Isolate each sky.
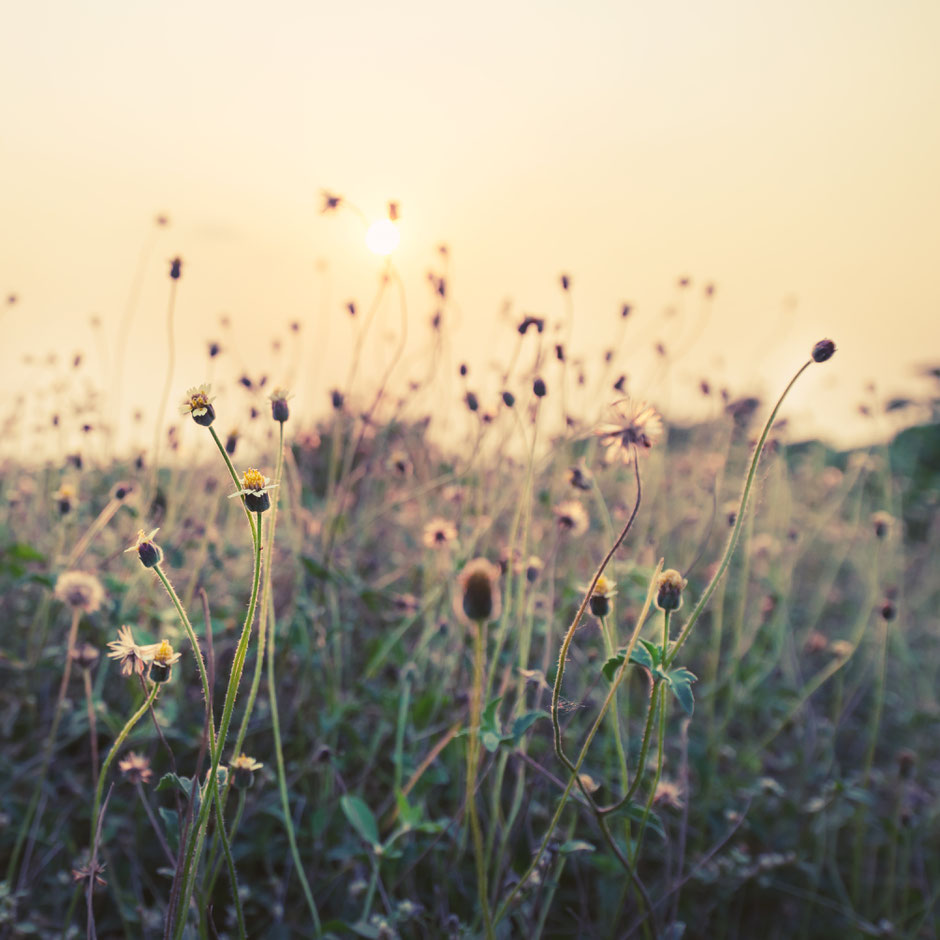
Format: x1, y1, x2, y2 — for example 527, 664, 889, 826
2, 0, 939, 461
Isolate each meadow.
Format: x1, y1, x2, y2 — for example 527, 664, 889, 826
1, 266, 938, 940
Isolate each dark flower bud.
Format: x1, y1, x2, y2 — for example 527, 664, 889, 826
656, 569, 687, 612
465, 391, 479, 412
533, 377, 547, 398
169, 257, 182, 280
126, 529, 163, 569
331, 389, 345, 410
270, 389, 290, 423
502, 391, 515, 408
150, 661, 172, 683
225, 431, 238, 455
812, 339, 836, 363
459, 363, 468, 377
456, 558, 502, 624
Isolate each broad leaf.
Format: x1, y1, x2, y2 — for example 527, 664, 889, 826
341, 795, 380, 849
666, 667, 698, 716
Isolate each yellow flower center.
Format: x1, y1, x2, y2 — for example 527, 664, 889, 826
153, 639, 174, 663
594, 575, 612, 595
242, 468, 265, 490
189, 391, 209, 411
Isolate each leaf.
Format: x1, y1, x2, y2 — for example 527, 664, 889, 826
480, 696, 503, 752
157, 807, 180, 855
394, 789, 423, 829
666, 666, 698, 716
341, 795, 379, 849
559, 839, 596, 855
603, 638, 661, 682
156, 772, 196, 801
510, 710, 550, 745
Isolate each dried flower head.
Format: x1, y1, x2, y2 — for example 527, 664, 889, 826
653, 778, 685, 811
228, 467, 278, 513
125, 528, 162, 568
107, 625, 149, 677
455, 558, 502, 624
423, 517, 458, 549
119, 751, 153, 785
269, 387, 292, 423
72, 858, 107, 888
54, 571, 105, 613
180, 384, 215, 426
553, 499, 589, 537
656, 568, 687, 612
230, 753, 264, 789
595, 399, 663, 464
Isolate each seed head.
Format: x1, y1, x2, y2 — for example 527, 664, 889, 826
595, 400, 663, 465
54, 571, 105, 613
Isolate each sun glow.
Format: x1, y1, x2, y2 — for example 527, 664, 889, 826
365, 218, 400, 255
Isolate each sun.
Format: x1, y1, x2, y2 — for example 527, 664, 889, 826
365, 218, 400, 256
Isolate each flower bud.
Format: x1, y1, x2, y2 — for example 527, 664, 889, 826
656, 569, 687, 612
456, 558, 502, 624
812, 339, 836, 363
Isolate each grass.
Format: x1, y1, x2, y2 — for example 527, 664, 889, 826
1, 262, 939, 939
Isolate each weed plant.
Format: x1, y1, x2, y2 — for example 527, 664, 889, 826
1, 249, 939, 940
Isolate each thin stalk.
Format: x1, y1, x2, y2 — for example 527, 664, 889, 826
466, 621, 494, 938
666, 358, 814, 668
90, 683, 159, 852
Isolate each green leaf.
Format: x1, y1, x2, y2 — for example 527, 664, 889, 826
559, 839, 596, 855
157, 807, 180, 854
394, 789, 423, 829
480, 696, 503, 752
602, 651, 626, 682
510, 710, 550, 745
666, 666, 698, 716
156, 772, 196, 801
341, 795, 380, 848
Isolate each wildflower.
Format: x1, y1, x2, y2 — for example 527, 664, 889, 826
803, 630, 829, 654
567, 459, 593, 491
146, 639, 181, 683
53, 483, 76, 515
653, 778, 685, 811
54, 571, 105, 613
320, 189, 343, 212
533, 377, 547, 398
169, 257, 182, 280
465, 391, 479, 412
423, 517, 458, 549
880, 600, 896, 621
331, 388, 345, 410
525, 556, 543, 583
502, 390, 515, 408
871, 511, 893, 539
455, 558, 502, 624
225, 429, 239, 455
230, 753, 263, 789
812, 338, 836, 363
180, 384, 215, 427
656, 569, 687, 612
553, 499, 589, 537
125, 528, 162, 569
594, 399, 663, 464
269, 387, 291, 423
583, 574, 617, 618
107, 625, 149, 677
228, 468, 278, 513
72, 859, 107, 888
119, 751, 153, 785
386, 450, 411, 476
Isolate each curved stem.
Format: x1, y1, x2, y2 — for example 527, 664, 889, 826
208, 425, 257, 542
90, 683, 159, 851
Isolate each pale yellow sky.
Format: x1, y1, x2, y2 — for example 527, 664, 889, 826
2, 0, 939, 459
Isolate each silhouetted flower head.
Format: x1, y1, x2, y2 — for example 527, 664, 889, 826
812, 339, 836, 363
456, 558, 502, 624
125, 528, 162, 568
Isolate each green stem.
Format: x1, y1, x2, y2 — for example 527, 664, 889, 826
90, 683, 159, 850
208, 425, 257, 542
666, 358, 813, 668
467, 621, 494, 938
171, 518, 263, 940
268, 590, 323, 934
